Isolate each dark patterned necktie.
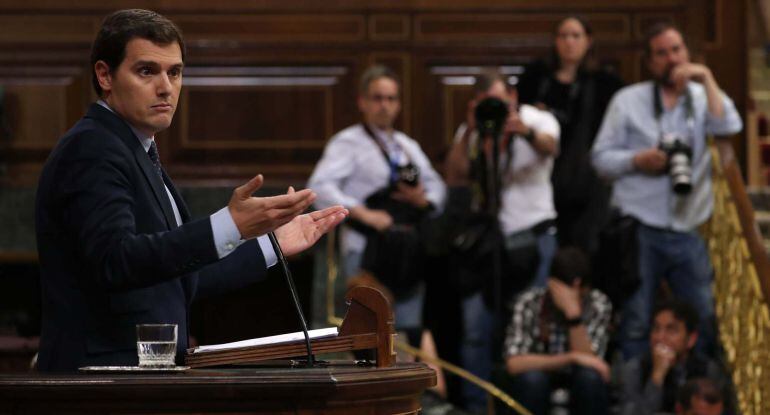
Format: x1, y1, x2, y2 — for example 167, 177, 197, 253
147, 141, 163, 180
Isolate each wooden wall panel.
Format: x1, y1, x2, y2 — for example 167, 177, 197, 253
0, 0, 747, 187
172, 14, 366, 43
158, 64, 357, 183
369, 14, 411, 41
415, 13, 631, 43
633, 13, 686, 39
0, 15, 99, 45
0, 66, 90, 164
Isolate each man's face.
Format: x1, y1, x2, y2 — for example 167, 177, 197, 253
650, 310, 697, 359
358, 77, 400, 131
647, 28, 690, 87
484, 79, 508, 101
96, 37, 183, 137
684, 395, 724, 415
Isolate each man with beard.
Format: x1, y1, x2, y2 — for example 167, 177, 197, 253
591, 22, 742, 360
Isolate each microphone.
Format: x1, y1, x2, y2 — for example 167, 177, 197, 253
267, 231, 315, 367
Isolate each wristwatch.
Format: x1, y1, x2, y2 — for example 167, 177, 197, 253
565, 315, 583, 327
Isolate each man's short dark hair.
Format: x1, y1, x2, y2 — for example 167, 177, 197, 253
653, 299, 700, 333
677, 378, 725, 411
359, 64, 400, 96
91, 9, 186, 97
473, 69, 508, 95
550, 247, 591, 286
642, 21, 683, 58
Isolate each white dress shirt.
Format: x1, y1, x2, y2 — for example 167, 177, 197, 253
454, 104, 561, 235
308, 123, 446, 254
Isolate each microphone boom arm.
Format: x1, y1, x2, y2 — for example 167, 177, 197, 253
267, 231, 315, 367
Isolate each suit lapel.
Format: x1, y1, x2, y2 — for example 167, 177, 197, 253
85, 104, 178, 230
162, 171, 197, 302
162, 166, 198, 302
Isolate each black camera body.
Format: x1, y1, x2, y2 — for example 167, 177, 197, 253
659, 133, 693, 195
475, 97, 509, 138
396, 163, 420, 187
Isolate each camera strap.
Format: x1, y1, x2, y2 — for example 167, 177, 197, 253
361, 123, 413, 184
653, 82, 695, 142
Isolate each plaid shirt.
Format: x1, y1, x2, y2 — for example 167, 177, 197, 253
504, 287, 612, 357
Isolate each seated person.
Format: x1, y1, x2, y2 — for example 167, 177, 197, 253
620, 300, 727, 415
501, 247, 612, 415
676, 378, 725, 415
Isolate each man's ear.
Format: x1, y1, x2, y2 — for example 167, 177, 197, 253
686, 331, 698, 350
94, 61, 113, 95
357, 95, 365, 113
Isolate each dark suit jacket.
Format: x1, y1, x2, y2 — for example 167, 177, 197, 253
35, 104, 268, 372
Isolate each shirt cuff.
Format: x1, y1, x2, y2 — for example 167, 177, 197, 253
210, 207, 278, 268
257, 235, 278, 268
210, 207, 245, 259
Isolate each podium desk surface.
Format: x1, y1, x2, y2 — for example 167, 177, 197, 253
0, 362, 436, 415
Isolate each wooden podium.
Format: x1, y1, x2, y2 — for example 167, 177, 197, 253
186, 286, 397, 368
0, 362, 436, 414
0, 287, 436, 414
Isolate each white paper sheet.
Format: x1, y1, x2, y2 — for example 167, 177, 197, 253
191, 327, 338, 354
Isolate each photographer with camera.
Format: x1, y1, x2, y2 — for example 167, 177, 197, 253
308, 65, 446, 348
591, 22, 742, 360
444, 70, 559, 413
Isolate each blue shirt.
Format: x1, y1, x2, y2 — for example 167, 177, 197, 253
591, 81, 742, 230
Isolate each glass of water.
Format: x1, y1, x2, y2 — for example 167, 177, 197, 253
136, 324, 177, 367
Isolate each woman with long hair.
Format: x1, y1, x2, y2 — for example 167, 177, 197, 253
518, 16, 624, 255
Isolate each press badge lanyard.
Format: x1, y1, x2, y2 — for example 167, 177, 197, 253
653, 83, 696, 142
361, 123, 411, 184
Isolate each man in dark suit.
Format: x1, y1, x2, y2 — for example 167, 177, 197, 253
35, 9, 347, 372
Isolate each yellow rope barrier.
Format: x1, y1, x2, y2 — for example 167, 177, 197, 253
396, 339, 533, 415
324, 228, 532, 415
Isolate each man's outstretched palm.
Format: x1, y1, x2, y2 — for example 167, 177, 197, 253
275, 204, 348, 257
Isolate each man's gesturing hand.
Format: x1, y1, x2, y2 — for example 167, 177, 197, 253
275, 189, 348, 256
228, 174, 317, 240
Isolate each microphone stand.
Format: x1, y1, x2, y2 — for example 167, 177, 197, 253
268, 231, 315, 367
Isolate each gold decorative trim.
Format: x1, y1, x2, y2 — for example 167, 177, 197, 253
701, 142, 770, 415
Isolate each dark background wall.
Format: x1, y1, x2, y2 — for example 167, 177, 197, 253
0, 0, 747, 189
0, 0, 747, 364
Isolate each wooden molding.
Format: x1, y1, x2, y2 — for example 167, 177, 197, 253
369, 14, 411, 41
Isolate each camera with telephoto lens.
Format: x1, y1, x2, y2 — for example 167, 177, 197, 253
396, 163, 420, 187
658, 133, 693, 195
475, 97, 509, 138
